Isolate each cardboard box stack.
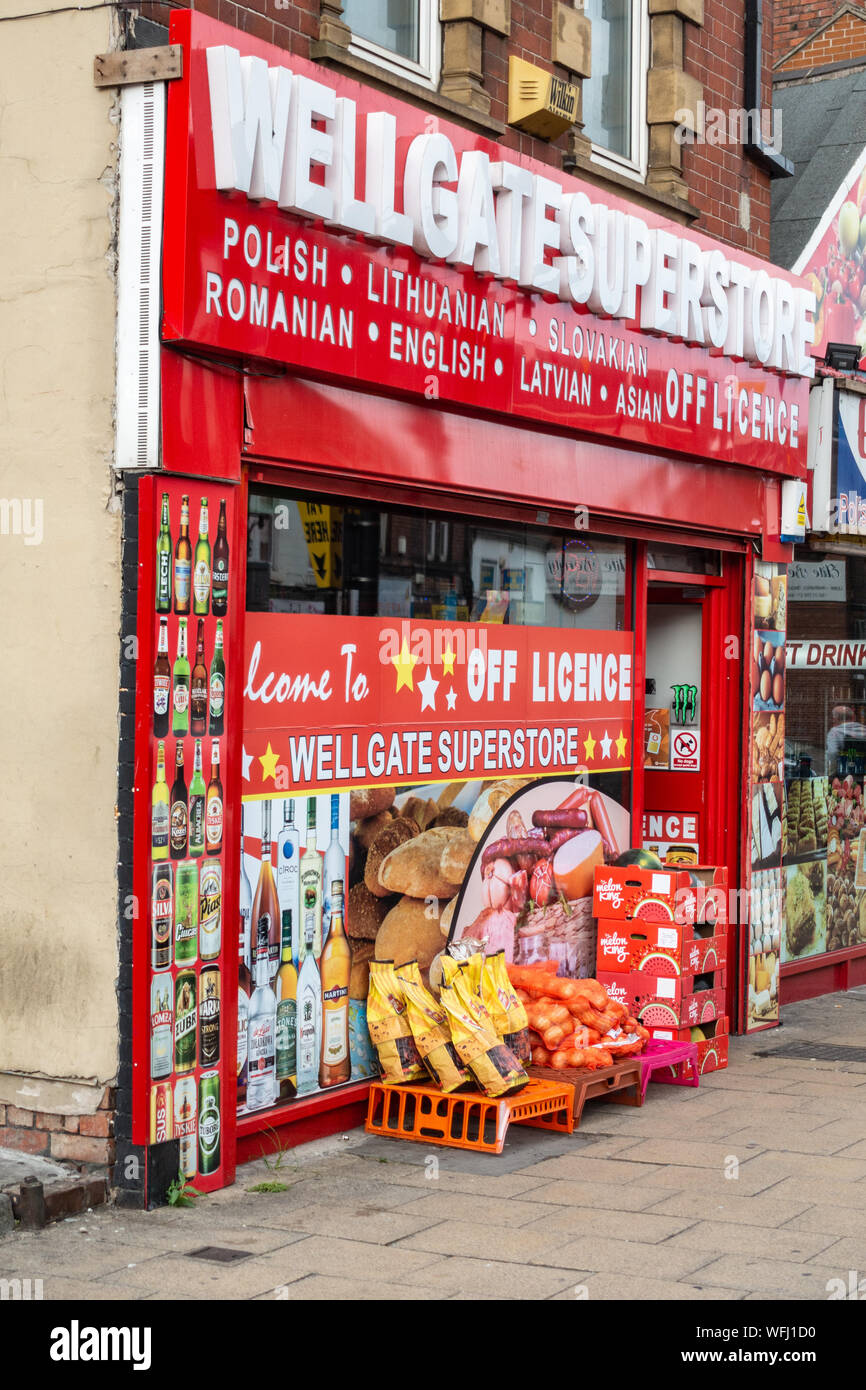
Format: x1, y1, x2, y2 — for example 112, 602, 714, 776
593, 864, 730, 1078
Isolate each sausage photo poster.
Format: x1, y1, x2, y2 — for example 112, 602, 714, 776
447, 779, 631, 977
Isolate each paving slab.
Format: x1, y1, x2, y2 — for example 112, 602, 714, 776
352, 1126, 590, 1174
521, 1204, 693, 1244
402, 1254, 585, 1300
806, 1234, 866, 1270
391, 1191, 562, 1229
732, 1151, 866, 1182
680, 1254, 849, 1297
721, 1123, 866, 1156
530, 1234, 716, 1280
257, 1203, 443, 1244
523, 1179, 675, 1212
251, 1274, 432, 1300
645, 1190, 813, 1227
782, 1203, 866, 1237
607, 1138, 767, 1170
40, 1275, 158, 1301
394, 1218, 577, 1265
660, 1218, 840, 1262
551, 1273, 745, 1301
510, 1155, 662, 1184
639, 1162, 788, 1197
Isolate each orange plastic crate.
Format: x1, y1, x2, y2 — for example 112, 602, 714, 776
365, 1077, 575, 1154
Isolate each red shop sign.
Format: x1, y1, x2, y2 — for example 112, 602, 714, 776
242, 615, 633, 796
164, 12, 813, 477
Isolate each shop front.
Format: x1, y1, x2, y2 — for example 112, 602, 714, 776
129, 10, 816, 1197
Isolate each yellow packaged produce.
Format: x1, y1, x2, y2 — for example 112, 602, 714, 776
397, 965, 471, 1093
451, 960, 497, 1035
489, 951, 531, 1062
465, 951, 485, 999
441, 954, 462, 987
480, 953, 509, 1037
366, 960, 425, 1085
395, 960, 424, 989
439, 982, 528, 1098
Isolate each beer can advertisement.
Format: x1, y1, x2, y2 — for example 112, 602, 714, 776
238, 613, 633, 1117
142, 479, 236, 1188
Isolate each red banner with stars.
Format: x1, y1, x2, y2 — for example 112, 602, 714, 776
242, 614, 633, 796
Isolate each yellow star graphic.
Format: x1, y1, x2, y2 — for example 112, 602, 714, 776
615, 729, 628, 759
392, 638, 418, 692
441, 646, 456, 676
259, 742, 280, 782
583, 731, 597, 760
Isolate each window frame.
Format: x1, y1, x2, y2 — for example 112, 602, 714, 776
343, 0, 441, 92
584, 0, 650, 183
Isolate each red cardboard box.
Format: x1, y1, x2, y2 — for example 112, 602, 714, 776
592, 865, 728, 929
647, 1017, 729, 1081
597, 968, 727, 1028
596, 920, 727, 976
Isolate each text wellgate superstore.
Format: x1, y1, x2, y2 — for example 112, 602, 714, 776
122, 9, 817, 1196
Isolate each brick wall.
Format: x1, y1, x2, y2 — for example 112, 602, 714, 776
779, 12, 866, 70
129, 0, 773, 256
774, 0, 853, 67
682, 2, 773, 259
0, 1089, 116, 1168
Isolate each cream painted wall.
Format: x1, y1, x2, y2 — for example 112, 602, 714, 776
0, 8, 121, 1084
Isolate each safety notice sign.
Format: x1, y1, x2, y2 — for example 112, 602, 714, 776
671, 728, 701, 771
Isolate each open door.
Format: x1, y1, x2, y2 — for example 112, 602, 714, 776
636, 543, 745, 1025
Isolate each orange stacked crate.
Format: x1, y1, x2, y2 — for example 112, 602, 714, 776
592, 864, 729, 1077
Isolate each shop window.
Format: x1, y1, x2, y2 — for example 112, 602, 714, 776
246, 491, 627, 632
647, 545, 721, 576
581, 0, 648, 179
782, 549, 866, 962
340, 0, 441, 90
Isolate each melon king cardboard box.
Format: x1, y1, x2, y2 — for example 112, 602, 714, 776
594, 863, 728, 973
648, 1017, 730, 1079
592, 864, 729, 932
597, 968, 727, 1029
596, 922, 727, 976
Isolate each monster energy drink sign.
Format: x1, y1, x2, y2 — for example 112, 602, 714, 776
671, 684, 698, 724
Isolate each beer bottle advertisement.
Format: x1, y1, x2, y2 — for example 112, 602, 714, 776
199, 964, 221, 1068
190, 618, 209, 735
170, 741, 188, 861
154, 617, 171, 737
193, 497, 211, 616
142, 481, 236, 1191
151, 864, 173, 970
174, 494, 192, 616
156, 492, 172, 614
212, 499, 229, 616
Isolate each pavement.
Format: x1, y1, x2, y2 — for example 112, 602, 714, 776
2, 987, 866, 1301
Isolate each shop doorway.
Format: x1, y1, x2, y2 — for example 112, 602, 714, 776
636, 543, 745, 1020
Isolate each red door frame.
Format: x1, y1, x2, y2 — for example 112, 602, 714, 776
639, 552, 746, 1028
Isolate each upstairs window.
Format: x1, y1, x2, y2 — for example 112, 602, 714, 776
340, 0, 441, 90
581, 0, 648, 178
